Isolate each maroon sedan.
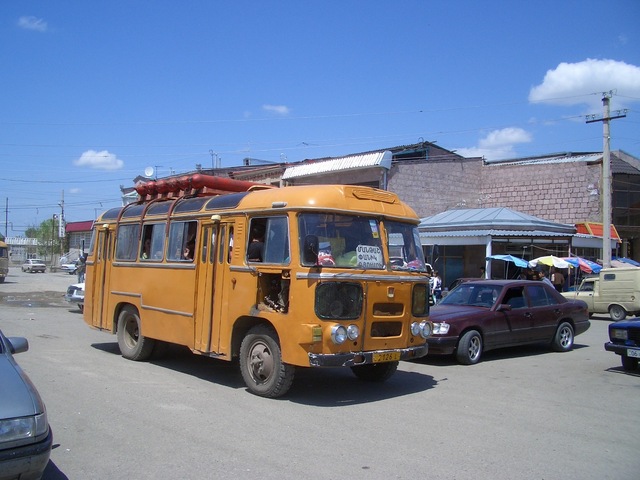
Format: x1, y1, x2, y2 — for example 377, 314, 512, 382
428, 280, 590, 364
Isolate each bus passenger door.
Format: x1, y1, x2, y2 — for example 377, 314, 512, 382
89, 227, 113, 330
194, 224, 217, 352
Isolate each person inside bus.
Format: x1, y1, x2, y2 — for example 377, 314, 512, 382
247, 228, 265, 262
141, 238, 151, 259
183, 239, 195, 261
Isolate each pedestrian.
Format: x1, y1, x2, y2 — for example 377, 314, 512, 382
76, 255, 86, 283
432, 270, 442, 301
539, 270, 554, 288
550, 267, 565, 292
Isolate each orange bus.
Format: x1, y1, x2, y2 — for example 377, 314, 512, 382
84, 175, 433, 397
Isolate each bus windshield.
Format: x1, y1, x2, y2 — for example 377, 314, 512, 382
298, 213, 426, 271
385, 220, 428, 272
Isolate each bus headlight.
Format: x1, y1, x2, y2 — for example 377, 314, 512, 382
331, 325, 348, 344
411, 322, 421, 336
346, 324, 359, 341
331, 324, 359, 344
411, 321, 433, 338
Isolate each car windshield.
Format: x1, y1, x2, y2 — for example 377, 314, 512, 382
298, 213, 427, 271
439, 283, 502, 307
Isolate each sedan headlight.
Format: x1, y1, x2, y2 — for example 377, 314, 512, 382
0, 412, 48, 445
611, 328, 628, 340
433, 322, 450, 335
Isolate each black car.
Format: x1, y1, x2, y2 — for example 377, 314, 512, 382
428, 280, 590, 364
604, 319, 640, 371
0, 330, 52, 479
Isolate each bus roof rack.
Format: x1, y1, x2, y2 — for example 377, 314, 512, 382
134, 174, 273, 202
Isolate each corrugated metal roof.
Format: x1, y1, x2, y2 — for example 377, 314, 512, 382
419, 207, 576, 234
485, 152, 602, 167
282, 150, 392, 180
484, 150, 640, 175
420, 229, 572, 239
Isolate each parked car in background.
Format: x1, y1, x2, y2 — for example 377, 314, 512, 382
604, 319, 640, 371
65, 282, 85, 312
60, 261, 78, 275
562, 267, 640, 320
428, 280, 590, 364
21, 259, 46, 273
0, 330, 52, 479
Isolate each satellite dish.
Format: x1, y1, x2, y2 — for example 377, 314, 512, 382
144, 166, 154, 178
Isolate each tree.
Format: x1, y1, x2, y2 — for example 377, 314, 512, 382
26, 218, 63, 260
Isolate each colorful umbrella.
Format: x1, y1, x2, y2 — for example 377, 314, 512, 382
529, 255, 571, 269
562, 256, 602, 274
486, 254, 530, 279
612, 257, 640, 267
486, 254, 530, 268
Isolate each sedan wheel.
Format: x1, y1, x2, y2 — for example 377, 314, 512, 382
456, 330, 482, 365
551, 322, 574, 352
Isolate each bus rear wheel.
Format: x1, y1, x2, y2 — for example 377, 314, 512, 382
239, 325, 294, 398
117, 306, 155, 361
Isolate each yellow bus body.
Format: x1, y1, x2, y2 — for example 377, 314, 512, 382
84, 183, 432, 397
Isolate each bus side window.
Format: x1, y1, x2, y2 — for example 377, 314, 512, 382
141, 223, 165, 261
115, 224, 140, 261
218, 227, 226, 264
248, 217, 289, 264
264, 217, 289, 264
168, 221, 197, 262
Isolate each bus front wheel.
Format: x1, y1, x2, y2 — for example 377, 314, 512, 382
239, 325, 295, 398
117, 306, 155, 361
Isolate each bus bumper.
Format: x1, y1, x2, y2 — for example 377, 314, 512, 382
308, 344, 428, 367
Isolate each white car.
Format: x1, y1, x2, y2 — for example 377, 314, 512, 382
60, 262, 78, 275
65, 282, 85, 312
21, 259, 46, 273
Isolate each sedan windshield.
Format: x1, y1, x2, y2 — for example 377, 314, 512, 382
439, 283, 502, 307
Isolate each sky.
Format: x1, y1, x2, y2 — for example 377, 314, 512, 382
1, 0, 640, 236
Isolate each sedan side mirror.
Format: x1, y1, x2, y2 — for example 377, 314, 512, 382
7, 337, 29, 355
497, 304, 512, 312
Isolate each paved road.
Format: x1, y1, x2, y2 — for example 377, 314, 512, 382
1, 268, 639, 479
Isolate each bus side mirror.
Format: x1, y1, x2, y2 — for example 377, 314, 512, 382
303, 235, 319, 265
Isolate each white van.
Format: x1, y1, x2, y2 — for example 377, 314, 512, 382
562, 267, 640, 320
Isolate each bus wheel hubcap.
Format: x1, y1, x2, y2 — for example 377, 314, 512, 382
248, 341, 273, 383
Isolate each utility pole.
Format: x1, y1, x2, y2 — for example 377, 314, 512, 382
59, 190, 65, 256
586, 92, 627, 268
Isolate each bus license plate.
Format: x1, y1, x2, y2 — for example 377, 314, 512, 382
373, 352, 401, 363
627, 349, 640, 358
